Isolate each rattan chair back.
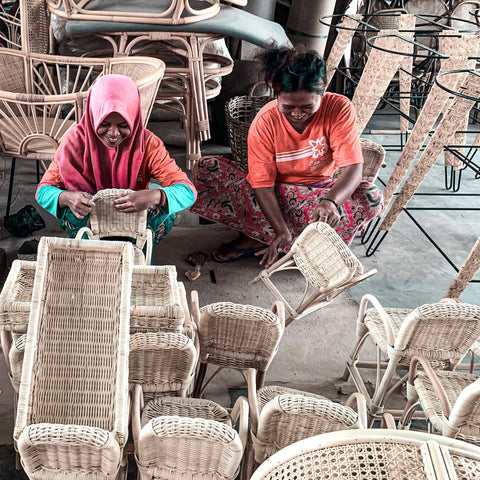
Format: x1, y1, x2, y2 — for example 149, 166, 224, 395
76, 188, 154, 264
14, 236, 133, 478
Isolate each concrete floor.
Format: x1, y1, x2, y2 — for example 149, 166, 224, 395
0, 113, 479, 476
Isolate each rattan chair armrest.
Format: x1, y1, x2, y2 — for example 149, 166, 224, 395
448, 378, 480, 431
345, 392, 368, 428
132, 384, 144, 450
381, 413, 397, 429
358, 294, 396, 345
250, 252, 295, 285
247, 368, 260, 434
408, 355, 453, 418
345, 269, 378, 290
270, 300, 286, 330
144, 228, 153, 265
230, 395, 249, 450
191, 290, 201, 326
75, 226, 94, 239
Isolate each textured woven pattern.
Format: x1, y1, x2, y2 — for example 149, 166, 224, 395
293, 222, 363, 290
414, 370, 480, 445
258, 385, 328, 411
14, 237, 133, 478
131, 265, 184, 332
129, 331, 197, 394
0, 260, 36, 333
198, 301, 284, 370
446, 237, 480, 299
9, 333, 26, 393
254, 393, 360, 462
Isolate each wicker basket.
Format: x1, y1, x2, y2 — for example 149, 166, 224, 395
224, 83, 273, 169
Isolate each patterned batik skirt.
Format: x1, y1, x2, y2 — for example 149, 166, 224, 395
191, 156, 384, 247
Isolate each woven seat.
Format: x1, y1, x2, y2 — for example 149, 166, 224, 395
0, 47, 165, 216
191, 291, 285, 398
343, 295, 480, 425
249, 429, 480, 480
246, 369, 367, 471
132, 389, 249, 480
14, 236, 134, 478
251, 222, 377, 326
76, 188, 154, 265
401, 355, 480, 446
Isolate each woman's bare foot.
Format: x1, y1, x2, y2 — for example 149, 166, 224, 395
212, 234, 266, 263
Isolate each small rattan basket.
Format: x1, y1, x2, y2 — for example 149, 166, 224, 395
224, 83, 273, 169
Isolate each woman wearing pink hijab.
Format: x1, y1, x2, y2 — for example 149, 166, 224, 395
36, 74, 196, 242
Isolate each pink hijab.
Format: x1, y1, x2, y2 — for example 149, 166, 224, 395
56, 74, 148, 194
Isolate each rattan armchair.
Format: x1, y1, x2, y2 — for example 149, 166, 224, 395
342, 295, 480, 426
191, 291, 285, 398
246, 368, 367, 473
400, 355, 480, 445
251, 222, 377, 327
14, 236, 134, 478
0, 48, 165, 216
76, 188, 154, 264
132, 385, 249, 480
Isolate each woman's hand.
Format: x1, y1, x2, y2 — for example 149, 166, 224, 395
256, 229, 292, 269
113, 190, 164, 213
310, 200, 341, 228
59, 191, 95, 219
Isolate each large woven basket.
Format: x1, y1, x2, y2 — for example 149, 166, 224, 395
224, 83, 273, 169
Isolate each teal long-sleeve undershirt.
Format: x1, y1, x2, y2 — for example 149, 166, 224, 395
36, 183, 195, 219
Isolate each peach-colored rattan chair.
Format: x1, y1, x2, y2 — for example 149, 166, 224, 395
251, 222, 377, 327
191, 291, 285, 398
343, 295, 480, 426
400, 355, 480, 446
0, 48, 164, 216
14, 236, 134, 478
249, 429, 480, 480
132, 386, 249, 480
76, 188, 154, 265
245, 368, 367, 474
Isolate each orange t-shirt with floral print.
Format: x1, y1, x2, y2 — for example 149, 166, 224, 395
246, 93, 363, 188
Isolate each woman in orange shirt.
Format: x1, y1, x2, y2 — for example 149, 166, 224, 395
192, 46, 383, 268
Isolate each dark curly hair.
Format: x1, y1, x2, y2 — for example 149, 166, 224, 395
256, 45, 326, 95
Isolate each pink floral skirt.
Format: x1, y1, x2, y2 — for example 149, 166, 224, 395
191, 156, 384, 246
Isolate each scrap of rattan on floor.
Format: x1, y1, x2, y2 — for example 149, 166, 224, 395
14, 237, 134, 478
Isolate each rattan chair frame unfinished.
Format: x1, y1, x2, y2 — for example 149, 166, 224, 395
401, 355, 480, 446
132, 384, 249, 480
251, 222, 377, 327
343, 295, 480, 426
14, 236, 134, 478
76, 188, 154, 264
191, 290, 285, 398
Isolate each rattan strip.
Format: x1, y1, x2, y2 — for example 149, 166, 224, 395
9, 333, 26, 392
293, 223, 362, 290
141, 397, 231, 426
0, 260, 35, 333
253, 441, 428, 479
414, 370, 480, 443
446, 238, 480, 299
129, 332, 196, 392
198, 302, 282, 369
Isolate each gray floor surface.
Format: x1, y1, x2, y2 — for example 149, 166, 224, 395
0, 108, 479, 476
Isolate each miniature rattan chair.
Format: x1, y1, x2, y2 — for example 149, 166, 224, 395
132, 386, 249, 480
76, 188, 154, 264
251, 222, 377, 327
400, 355, 480, 446
0, 48, 165, 216
246, 368, 367, 472
191, 291, 285, 398
14, 236, 134, 478
342, 295, 480, 425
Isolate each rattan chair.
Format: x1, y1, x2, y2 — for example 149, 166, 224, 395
76, 188, 154, 265
14, 236, 134, 478
400, 355, 480, 446
191, 291, 285, 398
0, 48, 165, 216
245, 368, 367, 473
132, 385, 249, 480
251, 222, 377, 327
342, 295, 480, 426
